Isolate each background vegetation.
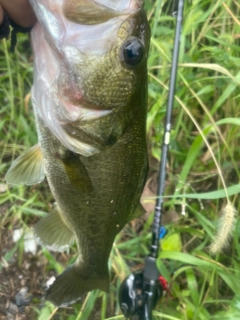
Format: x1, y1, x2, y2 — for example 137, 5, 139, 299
1, 0, 240, 319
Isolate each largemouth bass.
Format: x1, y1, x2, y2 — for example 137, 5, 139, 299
6, 0, 150, 307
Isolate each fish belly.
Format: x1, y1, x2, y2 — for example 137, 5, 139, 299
34, 103, 147, 306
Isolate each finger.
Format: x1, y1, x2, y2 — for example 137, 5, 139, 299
0, 0, 36, 28
0, 5, 3, 25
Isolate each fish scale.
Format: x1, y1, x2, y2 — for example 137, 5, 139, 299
6, 0, 150, 306
33, 89, 148, 304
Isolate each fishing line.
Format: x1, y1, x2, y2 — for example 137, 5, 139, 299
119, 0, 184, 319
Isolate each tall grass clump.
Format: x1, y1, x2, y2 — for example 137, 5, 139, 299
1, 0, 240, 319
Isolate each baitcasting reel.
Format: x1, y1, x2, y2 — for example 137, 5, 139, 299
119, 256, 168, 320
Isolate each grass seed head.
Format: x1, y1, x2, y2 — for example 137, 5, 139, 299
209, 203, 237, 254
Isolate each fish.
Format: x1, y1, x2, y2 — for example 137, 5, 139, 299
6, 0, 150, 307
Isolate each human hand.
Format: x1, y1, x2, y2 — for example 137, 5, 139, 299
0, 5, 3, 25
0, 0, 36, 27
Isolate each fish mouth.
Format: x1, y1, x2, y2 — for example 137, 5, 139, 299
31, 0, 148, 155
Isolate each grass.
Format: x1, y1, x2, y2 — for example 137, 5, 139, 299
0, 0, 240, 319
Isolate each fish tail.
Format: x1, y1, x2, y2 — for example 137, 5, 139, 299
46, 262, 109, 307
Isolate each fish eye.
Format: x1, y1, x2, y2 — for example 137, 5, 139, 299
122, 38, 144, 67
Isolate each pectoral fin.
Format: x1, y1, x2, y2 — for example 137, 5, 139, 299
60, 151, 93, 193
63, 0, 121, 25
34, 204, 75, 252
5, 144, 45, 186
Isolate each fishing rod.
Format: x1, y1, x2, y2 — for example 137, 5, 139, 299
119, 0, 184, 319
